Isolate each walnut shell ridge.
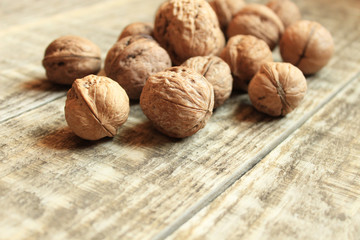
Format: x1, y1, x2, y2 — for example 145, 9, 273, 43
105, 35, 172, 99
280, 20, 334, 75
42, 35, 101, 85
220, 35, 273, 91
209, 0, 246, 32
65, 75, 130, 140
248, 62, 307, 117
227, 4, 284, 50
154, 0, 225, 65
182, 56, 233, 108
140, 67, 214, 138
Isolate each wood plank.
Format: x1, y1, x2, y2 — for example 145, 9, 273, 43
0, 0, 359, 239
168, 74, 360, 240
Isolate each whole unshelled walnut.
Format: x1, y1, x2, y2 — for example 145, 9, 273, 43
65, 75, 130, 140
280, 20, 334, 75
227, 4, 284, 50
248, 62, 307, 117
118, 22, 154, 41
42, 35, 101, 85
105, 35, 171, 99
154, 0, 225, 65
140, 67, 214, 138
266, 0, 301, 28
182, 56, 233, 108
220, 35, 273, 91
209, 0, 246, 32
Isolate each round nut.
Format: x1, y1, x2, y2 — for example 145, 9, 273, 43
227, 4, 284, 50
118, 22, 154, 40
220, 35, 273, 91
105, 35, 172, 99
209, 0, 246, 32
65, 75, 130, 140
154, 0, 225, 65
248, 62, 307, 117
182, 56, 233, 108
280, 20, 334, 75
42, 35, 101, 85
266, 0, 301, 28
140, 66, 214, 138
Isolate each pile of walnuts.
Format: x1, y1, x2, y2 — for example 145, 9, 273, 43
42, 0, 334, 140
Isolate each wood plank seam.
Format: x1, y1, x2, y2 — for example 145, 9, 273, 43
152, 71, 360, 240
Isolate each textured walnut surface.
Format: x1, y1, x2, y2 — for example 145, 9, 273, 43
209, 0, 245, 32
154, 0, 225, 65
248, 62, 307, 117
227, 4, 284, 50
140, 66, 214, 138
105, 35, 171, 99
220, 35, 273, 91
65, 75, 130, 140
42, 35, 101, 85
182, 56, 232, 108
280, 20, 334, 75
266, 0, 301, 28
118, 22, 154, 40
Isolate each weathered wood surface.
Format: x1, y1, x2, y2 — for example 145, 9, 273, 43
169, 74, 360, 240
0, 0, 359, 239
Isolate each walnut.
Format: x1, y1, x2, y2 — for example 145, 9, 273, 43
42, 35, 101, 85
140, 66, 214, 138
248, 62, 307, 117
227, 4, 285, 50
220, 35, 273, 91
65, 75, 130, 140
279, 20, 334, 75
153, 0, 225, 65
209, 0, 246, 32
182, 56, 232, 108
105, 35, 172, 99
266, 0, 301, 28
118, 22, 154, 40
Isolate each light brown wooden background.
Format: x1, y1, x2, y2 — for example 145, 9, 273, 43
0, 0, 359, 239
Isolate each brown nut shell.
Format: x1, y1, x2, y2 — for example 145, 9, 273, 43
42, 35, 101, 85
280, 20, 334, 75
220, 35, 273, 91
154, 0, 225, 65
182, 56, 233, 108
266, 0, 301, 28
227, 4, 284, 50
65, 75, 130, 140
105, 35, 172, 99
248, 62, 307, 117
209, 0, 246, 32
140, 66, 214, 138
118, 22, 154, 40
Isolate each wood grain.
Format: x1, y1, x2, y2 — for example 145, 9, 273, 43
0, 0, 359, 239
168, 75, 360, 240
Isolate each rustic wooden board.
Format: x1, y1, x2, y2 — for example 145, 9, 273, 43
0, 0, 359, 239
168, 74, 360, 240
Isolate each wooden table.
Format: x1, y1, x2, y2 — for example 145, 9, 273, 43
1, 0, 359, 239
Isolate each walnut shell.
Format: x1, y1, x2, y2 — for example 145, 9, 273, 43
154, 0, 225, 65
227, 4, 285, 50
209, 0, 246, 32
42, 35, 101, 85
140, 66, 214, 138
220, 35, 273, 91
279, 20, 334, 75
266, 0, 301, 28
105, 35, 172, 99
248, 62, 307, 117
182, 56, 232, 108
118, 22, 154, 40
65, 75, 130, 140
